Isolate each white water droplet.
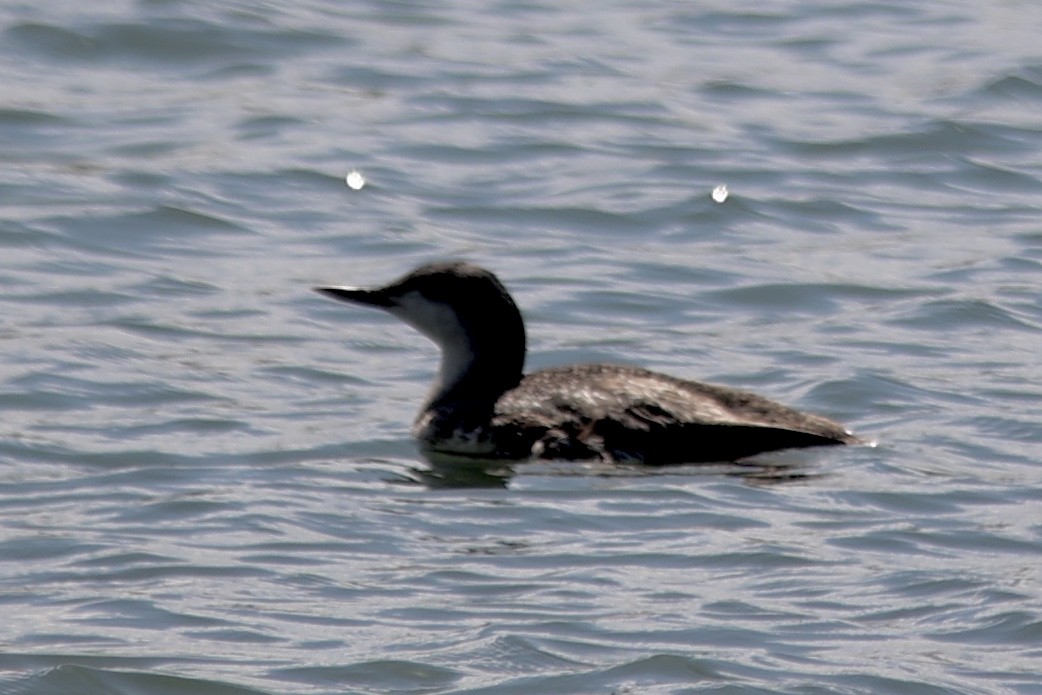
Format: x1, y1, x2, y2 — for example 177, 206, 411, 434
345, 170, 366, 190
711, 184, 728, 203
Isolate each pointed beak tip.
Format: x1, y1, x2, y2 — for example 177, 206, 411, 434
314, 285, 393, 308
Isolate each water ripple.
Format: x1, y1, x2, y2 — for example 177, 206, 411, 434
3, 1, 1042, 694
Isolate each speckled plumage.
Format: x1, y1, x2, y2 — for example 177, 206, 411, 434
317, 262, 860, 465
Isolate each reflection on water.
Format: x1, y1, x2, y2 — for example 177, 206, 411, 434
403, 454, 515, 489
403, 450, 828, 489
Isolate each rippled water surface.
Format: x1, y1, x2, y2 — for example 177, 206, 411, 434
2, 1, 1042, 693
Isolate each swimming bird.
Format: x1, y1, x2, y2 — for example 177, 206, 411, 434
315, 261, 860, 464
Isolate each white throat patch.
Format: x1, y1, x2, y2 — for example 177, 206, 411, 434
391, 292, 475, 398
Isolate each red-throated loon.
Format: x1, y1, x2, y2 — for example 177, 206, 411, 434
315, 261, 860, 464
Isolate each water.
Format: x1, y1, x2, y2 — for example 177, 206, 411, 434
2, 0, 1042, 693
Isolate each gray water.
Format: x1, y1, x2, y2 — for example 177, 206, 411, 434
2, 1, 1042, 693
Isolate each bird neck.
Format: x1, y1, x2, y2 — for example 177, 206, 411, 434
426, 336, 525, 411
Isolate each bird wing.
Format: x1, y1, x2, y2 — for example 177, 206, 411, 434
494, 364, 855, 464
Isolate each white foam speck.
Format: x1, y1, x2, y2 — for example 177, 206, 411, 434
345, 170, 366, 190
